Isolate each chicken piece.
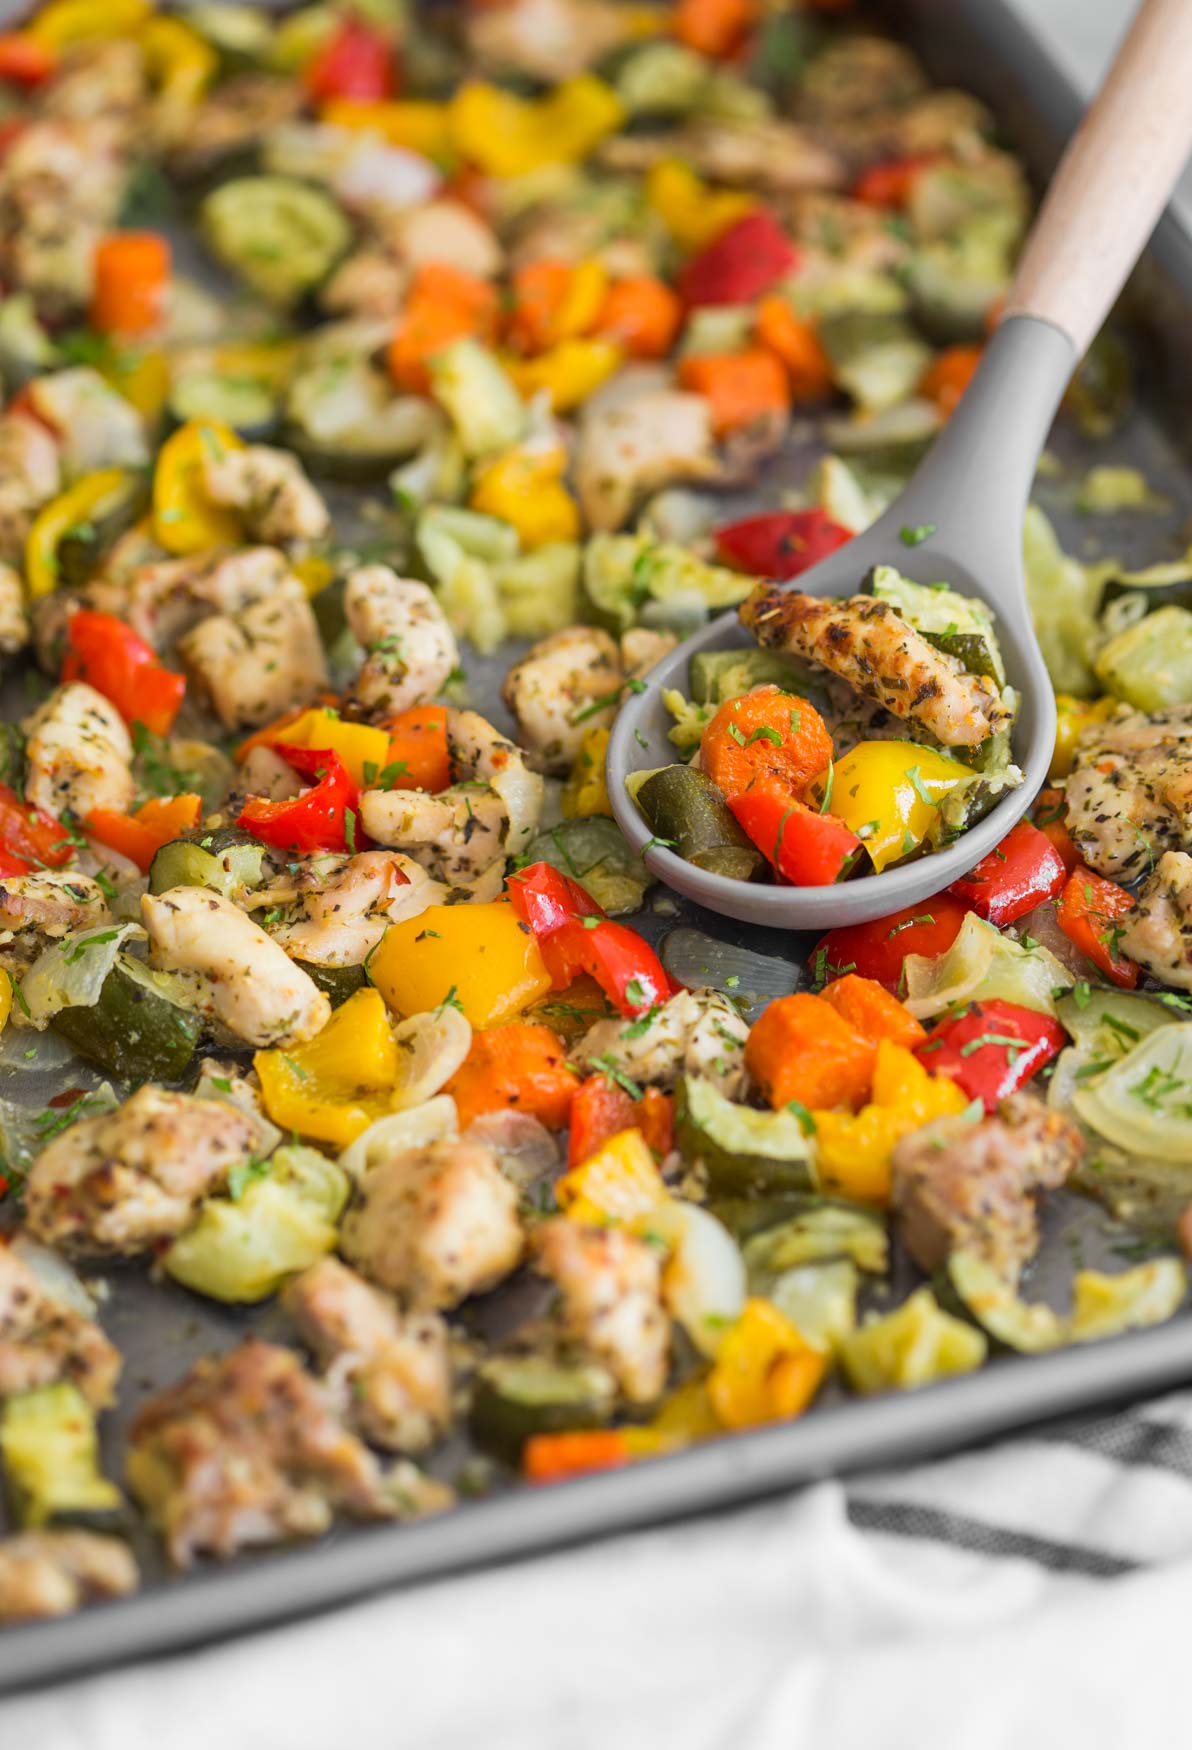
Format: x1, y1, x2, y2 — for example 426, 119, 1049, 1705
169, 74, 305, 178
341, 1139, 523, 1310
358, 788, 509, 889
1065, 704, 1192, 881
177, 577, 328, 730
621, 626, 677, 677
1120, 852, 1192, 990
320, 246, 408, 320
22, 681, 134, 819
741, 586, 1013, 751
0, 1531, 138, 1624
385, 199, 503, 280
284, 1258, 452, 1453
43, 38, 145, 130
238, 743, 305, 802
345, 566, 458, 719
126, 1340, 394, 1567
0, 559, 28, 657
274, 851, 443, 966
600, 117, 844, 195
534, 1219, 670, 1404
467, 0, 631, 80
0, 1244, 121, 1409
201, 446, 330, 546
890, 1094, 1084, 1283
25, 1086, 258, 1257
141, 887, 331, 1048
576, 389, 716, 532
93, 545, 295, 653
0, 412, 61, 564
795, 36, 926, 127
0, 872, 110, 947
27, 367, 148, 476
573, 988, 749, 1099
0, 120, 129, 315
501, 626, 624, 773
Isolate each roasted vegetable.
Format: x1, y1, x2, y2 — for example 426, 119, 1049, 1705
470, 1355, 618, 1462
676, 1075, 814, 1196
636, 764, 764, 882
147, 829, 269, 900
51, 955, 203, 1084
201, 177, 351, 307
0, 1385, 122, 1528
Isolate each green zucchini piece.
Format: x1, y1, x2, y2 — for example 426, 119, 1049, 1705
201, 175, 351, 308
51, 955, 202, 1083
675, 1075, 815, 1196
636, 765, 763, 882
0, 292, 59, 390
56, 471, 151, 594
296, 961, 367, 1007
1101, 558, 1192, 615
762, 1259, 859, 1353
0, 1384, 122, 1528
428, 339, 526, 459
187, 2, 275, 67
1093, 604, 1192, 710
946, 1253, 1065, 1354
689, 647, 810, 706
742, 1205, 888, 1276
169, 371, 280, 440
947, 1251, 1186, 1352
519, 818, 653, 916
839, 1288, 987, 1393
148, 828, 268, 900
818, 311, 933, 413
469, 1355, 618, 1461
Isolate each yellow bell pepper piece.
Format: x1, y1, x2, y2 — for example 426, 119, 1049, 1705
647, 1376, 721, 1442
646, 160, 755, 253
1051, 692, 1115, 780
269, 707, 391, 789
561, 727, 612, 819
139, 15, 217, 112
102, 348, 171, 425
508, 338, 623, 413
812, 1040, 970, 1204
254, 988, 400, 1148
24, 469, 132, 600
0, 971, 11, 1034
28, 0, 151, 48
369, 899, 552, 1029
813, 739, 975, 873
291, 555, 338, 599
555, 260, 611, 346
153, 419, 245, 555
206, 341, 299, 387
449, 77, 625, 178
470, 447, 580, 548
707, 1298, 827, 1430
556, 1127, 668, 1225
320, 98, 453, 163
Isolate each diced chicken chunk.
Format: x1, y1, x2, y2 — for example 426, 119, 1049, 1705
169, 74, 304, 178
0, 1531, 138, 1623
600, 118, 844, 194
274, 851, 441, 966
25, 1086, 258, 1257
345, 566, 458, 719
177, 577, 328, 730
202, 445, 330, 546
284, 1258, 452, 1453
387, 199, 502, 280
742, 586, 1013, 750
534, 1218, 670, 1403
341, 1140, 523, 1309
358, 788, 508, 889
126, 1340, 393, 1567
0, 560, 28, 657
467, 0, 631, 80
890, 1094, 1084, 1283
0, 413, 60, 564
0, 120, 130, 315
1120, 851, 1192, 990
574, 988, 749, 1099
1066, 704, 1192, 881
29, 366, 148, 475
0, 1243, 121, 1408
320, 246, 407, 319
142, 887, 331, 1048
93, 545, 295, 653
22, 681, 134, 819
577, 389, 716, 532
0, 872, 111, 945
621, 626, 676, 677
501, 626, 623, 773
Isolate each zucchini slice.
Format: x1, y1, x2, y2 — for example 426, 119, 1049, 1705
201, 175, 351, 308
168, 372, 280, 441
635, 764, 763, 882
675, 1075, 815, 1196
51, 955, 202, 1083
56, 471, 151, 595
148, 828, 268, 900
0, 1384, 123, 1529
296, 961, 367, 1008
469, 1355, 617, 1461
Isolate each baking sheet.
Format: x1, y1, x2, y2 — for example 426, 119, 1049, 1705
7, 0, 1192, 1692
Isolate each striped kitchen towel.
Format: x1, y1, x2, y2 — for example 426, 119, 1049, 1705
5, 1388, 1192, 1750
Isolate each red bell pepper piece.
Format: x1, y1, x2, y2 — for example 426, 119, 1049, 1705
1056, 866, 1139, 988
948, 819, 1067, 926
728, 779, 862, 886
305, 16, 396, 102
851, 152, 941, 208
0, 850, 31, 877
61, 610, 185, 738
0, 33, 55, 86
914, 998, 1065, 1112
237, 744, 362, 854
567, 1076, 675, 1169
678, 211, 798, 309
507, 862, 670, 1018
0, 783, 72, 870
713, 508, 851, 580
811, 896, 970, 993
1031, 786, 1081, 874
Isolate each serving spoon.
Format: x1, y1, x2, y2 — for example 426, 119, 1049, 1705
609, 0, 1192, 931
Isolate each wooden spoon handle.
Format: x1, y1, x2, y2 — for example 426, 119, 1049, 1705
1002, 0, 1192, 355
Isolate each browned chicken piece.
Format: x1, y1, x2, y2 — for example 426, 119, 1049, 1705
467, 0, 632, 81
576, 389, 716, 532
0, 118, 130, 315
534, 1220, 670, 1404
341, 1140, 523, 1310
284, 1258, 452, 1453
22, 681, 134, 820
201, 446, 330, 547
0, 1244, 121, 1409
1120, 851, 1192, 990
320, 247, 408, 320
177, 577, 328, 730
0, 1531, 138, 1623
0, 412, 61, 564
1065, 704, 1192, 881
794, 35, 926, 127
501, 626, 624, 773
87, 545, 295, 653
600, 118, 844, 195
741, 585, 1013, 750
0, 871, 111, 946
890, 1095, 1084, 1283
42, 39, 145, 132
24, 1087, 258, 1257
168, 75, 305, 179
0, 559, 28, 658
126, 1340, 394, 1566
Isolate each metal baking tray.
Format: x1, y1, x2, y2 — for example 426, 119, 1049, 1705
6, 0, 1192, 1693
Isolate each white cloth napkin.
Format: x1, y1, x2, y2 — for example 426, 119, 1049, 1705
6, 1384, 1192, 1750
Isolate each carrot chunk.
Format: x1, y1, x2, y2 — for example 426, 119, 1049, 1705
444, 1022, 581, 1130
744, 992, 875, 1112
700, 685, 833, 802
819, 974, 927, 1050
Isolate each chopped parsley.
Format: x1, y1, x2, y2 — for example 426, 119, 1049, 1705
899, 523, 937, 547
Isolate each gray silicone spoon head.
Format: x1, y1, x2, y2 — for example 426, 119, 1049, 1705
609, 0, 1192, 933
